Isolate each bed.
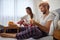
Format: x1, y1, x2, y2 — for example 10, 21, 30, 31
0, 36, 53, 40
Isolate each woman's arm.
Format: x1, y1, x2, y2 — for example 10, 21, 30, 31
21, 15, 28, 20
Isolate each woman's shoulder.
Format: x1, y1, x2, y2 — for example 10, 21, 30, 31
21, 15, 29, 19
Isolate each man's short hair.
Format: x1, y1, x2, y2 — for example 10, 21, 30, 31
39, 2, 50, 10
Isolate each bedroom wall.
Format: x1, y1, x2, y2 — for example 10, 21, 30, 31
33, 0, 60, 14
48, 0, 60, 11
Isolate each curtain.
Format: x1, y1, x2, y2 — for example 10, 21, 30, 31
0, 0, 34, 26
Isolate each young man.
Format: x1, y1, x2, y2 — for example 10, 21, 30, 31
1, 2, 55, 39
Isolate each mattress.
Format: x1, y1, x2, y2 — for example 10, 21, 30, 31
0, 36, 53, 40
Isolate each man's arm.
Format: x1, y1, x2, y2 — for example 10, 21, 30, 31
31, 20, 52, 33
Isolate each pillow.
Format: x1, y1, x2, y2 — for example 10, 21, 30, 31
0, 25, 4, 30
54, 8, 60, 19
49, 11, 59, 35
58, 20, 60, 29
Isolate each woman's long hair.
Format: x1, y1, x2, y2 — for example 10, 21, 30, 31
26, 7, 33, 19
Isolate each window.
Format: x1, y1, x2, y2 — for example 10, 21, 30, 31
0, 0, 34, 26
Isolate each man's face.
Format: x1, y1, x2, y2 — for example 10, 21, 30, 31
39, 5, 46, 13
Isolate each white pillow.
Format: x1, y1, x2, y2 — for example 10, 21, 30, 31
49, 11, 59, 35
58, 20, 60, 29
49, 21, 54, 35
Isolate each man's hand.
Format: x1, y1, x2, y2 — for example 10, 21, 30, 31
30, 19, 37, 25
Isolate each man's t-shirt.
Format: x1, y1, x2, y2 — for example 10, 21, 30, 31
37, 12, 55, 35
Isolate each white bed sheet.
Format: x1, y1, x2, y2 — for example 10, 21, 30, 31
0, 36, 53, 40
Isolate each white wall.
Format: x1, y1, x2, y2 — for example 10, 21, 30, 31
33, 0, 60, 13
48, 0, 60, 11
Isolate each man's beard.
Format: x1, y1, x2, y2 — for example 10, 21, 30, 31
43, 11, 46, 14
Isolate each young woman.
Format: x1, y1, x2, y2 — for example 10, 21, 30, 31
1, 2, 55, 39
18, 7, 37, 27
17, 7, 38, 31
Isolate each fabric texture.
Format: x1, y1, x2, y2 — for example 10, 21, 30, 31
16, 27, 47, 40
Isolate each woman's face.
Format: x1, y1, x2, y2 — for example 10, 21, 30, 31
26, 9, 31, 15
